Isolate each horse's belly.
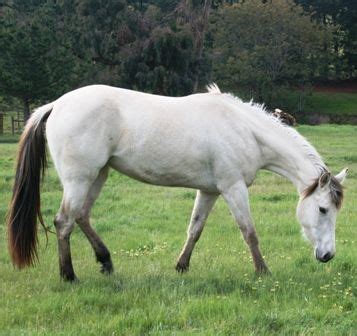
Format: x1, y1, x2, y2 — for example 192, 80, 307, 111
108, 155, 218, 192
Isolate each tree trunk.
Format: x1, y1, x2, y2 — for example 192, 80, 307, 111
192, 0, 212, 92
178, 0, 212, 92
23, 97, 30, 122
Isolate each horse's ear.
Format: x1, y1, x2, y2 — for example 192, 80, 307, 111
335, 167, 348, 185
319, 171, 331, 188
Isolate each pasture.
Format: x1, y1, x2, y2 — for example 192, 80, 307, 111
0, 125, 356, 335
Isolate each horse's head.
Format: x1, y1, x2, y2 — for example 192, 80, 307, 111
296, 168, 348, 263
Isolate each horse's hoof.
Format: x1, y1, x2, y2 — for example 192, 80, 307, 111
255, 267, 271, 276
100, 261, 114, 275
175, 262, 189, 273
61, 273, 78, 282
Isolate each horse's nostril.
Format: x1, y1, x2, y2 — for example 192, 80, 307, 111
315, 247, 335, 263
322, 252, 330, 261
320, 252, 334, 263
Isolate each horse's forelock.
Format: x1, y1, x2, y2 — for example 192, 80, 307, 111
302, 173, 344, 209
330, 176, 344, 209
302, 179, 319, 200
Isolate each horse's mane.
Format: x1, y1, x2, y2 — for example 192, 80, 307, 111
206, 83, 326, 174
207, 83, 344, 205
206, 83, 221, 94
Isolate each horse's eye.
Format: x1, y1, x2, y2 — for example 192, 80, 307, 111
319, 207, 328, 214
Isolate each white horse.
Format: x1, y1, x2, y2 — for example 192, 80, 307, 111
7, 84, 347, 281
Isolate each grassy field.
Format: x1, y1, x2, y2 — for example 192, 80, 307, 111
0, 125, 356, 335
304, 92, 357, 116
275, 91, 357, 118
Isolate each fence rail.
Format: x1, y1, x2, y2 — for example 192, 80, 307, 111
11, 116, 24, 134
0, 113, 3, 134
0, 112, 24, 135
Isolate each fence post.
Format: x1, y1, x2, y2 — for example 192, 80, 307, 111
0, 112, 3, 135
11, 116, 14, 135
17, 110, 20, 129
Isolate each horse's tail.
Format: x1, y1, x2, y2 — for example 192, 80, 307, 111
7, 102, 54, 268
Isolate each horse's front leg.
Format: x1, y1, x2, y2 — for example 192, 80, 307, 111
176, 190, 218, 272
222, 181, 270, 275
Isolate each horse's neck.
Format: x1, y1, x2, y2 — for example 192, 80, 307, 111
259, 127, 325, 193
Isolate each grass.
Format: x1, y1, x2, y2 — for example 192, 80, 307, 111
303, 92, 357, 116
0, 125, 356, 335
231, 87, 357, 118
278, 91, 357, 117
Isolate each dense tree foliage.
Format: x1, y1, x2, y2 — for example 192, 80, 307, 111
211, 0, 334, 105
0, 0, 355, 118
295, 0, 357, 78
0, 2, 78, 119
58, 0, 211, 94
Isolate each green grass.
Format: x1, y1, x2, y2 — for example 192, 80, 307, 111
304, 92, 357, 116
0, 125, 356, 335
232, 87, 357, 118
280, 91, 357, 117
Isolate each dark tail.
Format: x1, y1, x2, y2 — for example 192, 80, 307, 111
7, 104, 53, 268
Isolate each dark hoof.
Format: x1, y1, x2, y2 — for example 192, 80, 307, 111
100, 260, 113, 275
61, 272, 78, 282
175, 262, 189, 273
96, 252, 113, 275
255, 267, 271, 276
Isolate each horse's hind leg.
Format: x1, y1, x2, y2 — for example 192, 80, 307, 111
176, 191, 218, 272
76, 166, 113, 275
55, 179, 93, 281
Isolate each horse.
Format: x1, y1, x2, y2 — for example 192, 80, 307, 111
7, 84, 348, 281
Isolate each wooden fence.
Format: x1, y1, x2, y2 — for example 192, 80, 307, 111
0, 112, 24, 135
0, 112, 3, 134
11, 115, 24, 134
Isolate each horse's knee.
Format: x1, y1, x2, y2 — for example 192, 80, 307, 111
240, 225, 259, 245
246, 230, 259, 246
54, 214, 64, 231
54, 215, 74, 240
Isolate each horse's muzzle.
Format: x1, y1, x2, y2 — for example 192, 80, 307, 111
315, 249, 335, 263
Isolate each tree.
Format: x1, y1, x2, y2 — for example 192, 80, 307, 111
176, 0, 213, 91
0, 3, 79, 120
73, 1, 204, 95
121, 25, 196, 95
0, 0, 214, 108
211, 0, 334, 106
295, 0, 357, 79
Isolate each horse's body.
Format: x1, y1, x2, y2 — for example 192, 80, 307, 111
7, 84, 347, 281
47, 85, 261, 191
